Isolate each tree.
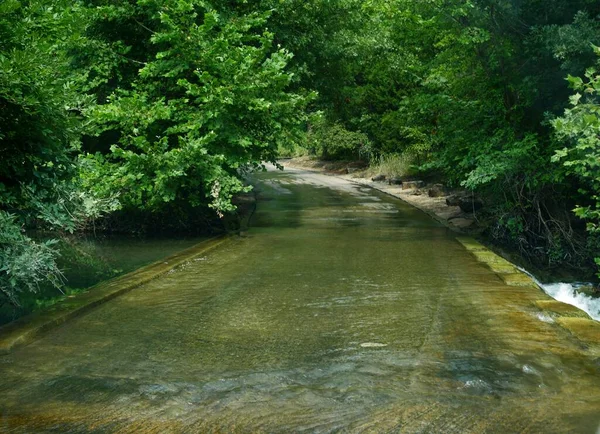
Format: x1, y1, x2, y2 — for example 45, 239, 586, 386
552, 53, 600, 276
0, 0, 89, 307
80, 0, 313, 216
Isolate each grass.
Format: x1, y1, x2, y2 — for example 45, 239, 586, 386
366, 153, 415, 179
33, 287, 90, 311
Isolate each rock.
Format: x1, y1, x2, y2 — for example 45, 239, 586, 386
347, 167, 360, 174
446, 192, 483, 212
388, 177, 403, 185
428, 184, 446, 198
458, 196, 483, 213
402, 180, 424, 190
577, 285, 600, 298
371, 174, 386, 182
446, 194, 461, 206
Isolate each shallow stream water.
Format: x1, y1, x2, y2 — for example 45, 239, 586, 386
0, 236, 205, 325
0, 167, 599, 432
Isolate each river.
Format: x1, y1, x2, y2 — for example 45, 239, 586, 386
0, 167, 599, 432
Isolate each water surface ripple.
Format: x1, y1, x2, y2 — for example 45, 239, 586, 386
1, 167, 599, 433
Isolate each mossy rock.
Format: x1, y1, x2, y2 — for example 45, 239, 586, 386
487, 263, 518, 274
535, 300, 590, 318
472, 250, 514, 267
556, 317, 600, 345
499, 273, 536, 287
455, 237, 487, 252
577, 285, 600, 298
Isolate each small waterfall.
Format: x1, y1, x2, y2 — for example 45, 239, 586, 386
538, 282, 600, 321
518, 267, 600, 321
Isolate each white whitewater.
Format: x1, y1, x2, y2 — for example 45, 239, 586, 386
519, 267, 600, 321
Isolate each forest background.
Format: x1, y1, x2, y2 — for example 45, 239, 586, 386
1, 0, 600, 312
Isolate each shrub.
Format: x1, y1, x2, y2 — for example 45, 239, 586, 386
0, 212, 63, 307
368, 153, 415, 178
306, 115, 371, 160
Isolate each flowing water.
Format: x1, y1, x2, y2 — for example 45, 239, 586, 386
1, 167, 599, 433
512, 266, 600, 322
538, 281, 600, 321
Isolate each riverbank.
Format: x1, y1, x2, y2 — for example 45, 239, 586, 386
279, 157, 478, 234
0, 236, 230, 353
0, 234, 211, 326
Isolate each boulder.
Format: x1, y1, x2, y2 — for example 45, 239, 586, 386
402, 180, 424, 190
428, 184, 446, 198
372, 174, 386, 182
577, 285, 600, 298
388, 177, 403, 185
446, 194, 461, 206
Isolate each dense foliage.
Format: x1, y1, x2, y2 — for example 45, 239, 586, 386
0, 0, 86, 309
79, 1, 311, 216
1, 0, 600, 310
305, 114, 370, 160
553, 55, 600, 274
278, 0, 600, 277
0, 0, 310, 309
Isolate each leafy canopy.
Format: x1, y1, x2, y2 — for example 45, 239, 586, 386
81, 0, 313, 215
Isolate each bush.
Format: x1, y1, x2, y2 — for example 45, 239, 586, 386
0, 212, 63, 307
306, 115, 371, 160
368, 153, 415, 178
